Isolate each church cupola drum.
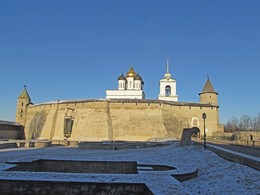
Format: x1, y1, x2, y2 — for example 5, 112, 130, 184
106, 66, 145, 99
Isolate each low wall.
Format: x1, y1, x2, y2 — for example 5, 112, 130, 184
51, 140, 79, 146
0, 142, 18, 149
236, 140, 260, 147
205, 144, 260, 171
0, 180, 153, 195
211, 132, 233, 140
0, 140, 51, 150
233, 131, 260, 141
172, 169, 199, 182
8, 160, 138, 174
78, 141, 171, 150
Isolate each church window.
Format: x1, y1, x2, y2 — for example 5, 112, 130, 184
21, 102, 24, 106
165, 85, 171, 96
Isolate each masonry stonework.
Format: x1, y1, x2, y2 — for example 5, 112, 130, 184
20, 100, 222, 141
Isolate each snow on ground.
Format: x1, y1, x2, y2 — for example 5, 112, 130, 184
0, 142, 259, 195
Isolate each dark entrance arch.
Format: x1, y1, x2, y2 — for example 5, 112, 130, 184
191, 127, 200, 138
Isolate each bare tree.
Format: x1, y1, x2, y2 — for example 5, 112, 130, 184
225, 117, 239, 132
225, 113, 260, 132
252, 113, 260, 131
239, 115, 253, 131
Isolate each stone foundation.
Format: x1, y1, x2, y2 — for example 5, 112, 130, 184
0, 180, 153, 195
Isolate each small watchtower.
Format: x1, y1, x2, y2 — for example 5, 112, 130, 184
199, 76, 218, 106
16, 86, 32, 126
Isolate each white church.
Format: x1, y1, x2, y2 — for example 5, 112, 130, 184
106, 61, 178, 101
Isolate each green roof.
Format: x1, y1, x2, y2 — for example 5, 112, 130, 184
18, 87, 31, 102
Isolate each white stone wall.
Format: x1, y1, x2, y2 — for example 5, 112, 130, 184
106, 90, 145, 99
157, 95, 178, 101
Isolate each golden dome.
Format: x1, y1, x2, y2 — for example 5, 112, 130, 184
126, 67, 136, 77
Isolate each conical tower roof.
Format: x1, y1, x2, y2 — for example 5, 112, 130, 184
18, 86, 31, 102
200, 77, 218, 95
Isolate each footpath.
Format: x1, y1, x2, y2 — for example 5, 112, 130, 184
194, 140, 260, 171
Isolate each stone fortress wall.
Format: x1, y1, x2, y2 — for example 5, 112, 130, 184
23, 99, 223, 141
16, 66, 224, 141
0, 121, 24, 139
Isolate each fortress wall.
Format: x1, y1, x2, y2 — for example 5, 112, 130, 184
160, 104, 220, 137
38, 106, 59, 140
109, 103, 167, 141
24, 101, 222, 141
64, 102, 109, 141
24, 104, 57, 139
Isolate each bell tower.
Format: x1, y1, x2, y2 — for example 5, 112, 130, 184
158, 60, 178, 101
16, 86, 32, 126
199, 76, 218, 105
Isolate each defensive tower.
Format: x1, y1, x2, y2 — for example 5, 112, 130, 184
199, 76, 218, 106
16, 86, 32, 126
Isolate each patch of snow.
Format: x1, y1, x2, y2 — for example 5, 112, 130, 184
0, 142, 259, 194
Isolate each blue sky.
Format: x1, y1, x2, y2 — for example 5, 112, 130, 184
0, 1, 260, 123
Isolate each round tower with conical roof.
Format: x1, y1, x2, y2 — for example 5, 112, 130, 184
16, 86, 32, 126
199, 76, 218, 105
